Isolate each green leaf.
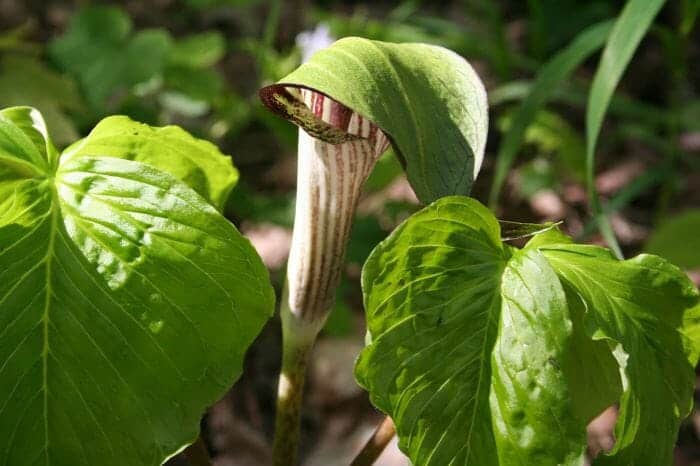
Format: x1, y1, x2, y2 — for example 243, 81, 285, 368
168, 32, 226, 68
0, 56, 84, 147
0, 108, 274, 465
539, 244, 697, 465
0, 107, 52, 173
560, 290, 623, 423
682, 302, 700, 365
488, 20, 612, 207
356, 197, 505, 465
357, 196, 697, 465
520, 110, 586, 181
585, 0, 666, 258
0, 107, 59, 164
644, 209, 700, 269
363, 150, 403, 192
260, 37, 488, 204
0, 107, 53, 226
62, 116, 238, 211
164, 66, 224, 103
49, 6, 172, 108
491, 248, 587, 465
524, 226, 574, 249
356, 197, 589, 465
681, 0, 700, 35
524, 228, 624, 421
514, 158, 558, 197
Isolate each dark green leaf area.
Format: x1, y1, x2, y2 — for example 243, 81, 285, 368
0, 108, 274, 466
357, 196, 699, 466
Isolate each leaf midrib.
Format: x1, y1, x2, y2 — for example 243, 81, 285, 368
461, 277, 501, 466
41, 185, 58, 466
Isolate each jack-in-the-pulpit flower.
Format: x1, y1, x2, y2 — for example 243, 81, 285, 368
287, 88, 389, 333
260, 37, 488, 465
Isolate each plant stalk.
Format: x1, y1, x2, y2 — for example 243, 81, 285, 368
350, 416, 397, 466
272, 305, 313, 466
271, 88, 390, 465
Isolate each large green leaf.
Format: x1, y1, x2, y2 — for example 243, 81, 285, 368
538, 244, 697, 466
357, 196, 697, 466
0, 107, 274, 465
585, 0, 666, 257
356, 197, 505, 465
259, 37, 488, 204
62, 116, 238, 211
356, 197, 591, 465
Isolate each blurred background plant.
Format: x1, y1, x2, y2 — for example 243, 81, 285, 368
1, 0, 698, 464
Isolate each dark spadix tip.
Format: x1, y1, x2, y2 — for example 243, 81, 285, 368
259, 84, 371, 144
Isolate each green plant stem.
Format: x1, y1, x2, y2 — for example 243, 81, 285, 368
272, 296, 317, 466
272, 344, 312, 466
476, 0, 512, 79
584, 0, 665, 259
256, 0, 283, 81
184, 435, 212, 466
652, 20, 687, 223
263, 0, 282, 48
350, 416, 397, 466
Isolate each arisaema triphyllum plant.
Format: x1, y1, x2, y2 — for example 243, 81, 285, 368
0, 29, 697, 466
260, 36, 700, 466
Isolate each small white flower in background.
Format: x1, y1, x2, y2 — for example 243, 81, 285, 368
296, 24, 335, 63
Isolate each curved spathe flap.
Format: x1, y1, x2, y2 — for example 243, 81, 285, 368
259, 37, 488, 204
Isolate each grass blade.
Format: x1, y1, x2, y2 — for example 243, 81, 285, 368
585, 0, 666, 258
488, 20, 613, 208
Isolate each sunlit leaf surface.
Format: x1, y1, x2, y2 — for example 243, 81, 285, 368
357, 196, 698, 466
62, 116, 239, 211
0, 107, 274, 466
